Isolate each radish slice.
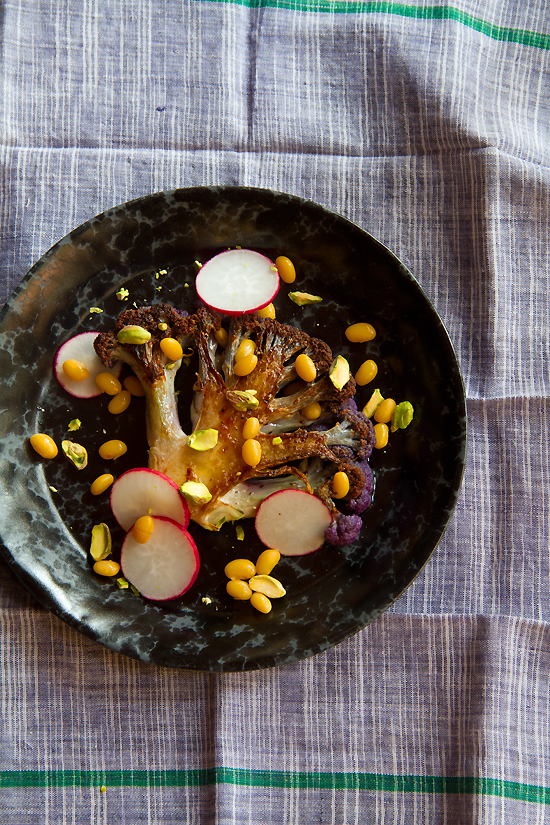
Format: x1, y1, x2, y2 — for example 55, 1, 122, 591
54, 332, 122, 398
121, 516, 200, 600
196, 249, 279, 315
110, 468, 190, 532
255, 489, 333, 556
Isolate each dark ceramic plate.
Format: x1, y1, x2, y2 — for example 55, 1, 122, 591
0, 186, 466, 672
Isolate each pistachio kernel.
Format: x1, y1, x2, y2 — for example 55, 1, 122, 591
61, 440, 88, 470
116, 325, 152, 345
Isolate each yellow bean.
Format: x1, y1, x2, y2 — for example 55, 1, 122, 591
295, 353, 316, 382
250, 592, 272, 613
108, 390, 131, 415
374, 398, 397, 424
62, 359, 89, 381
275, 256, 296, 284
215, 328, 229, 347
242, 438, 262, 467
160, 337, 184, 361
374, 422, 389, 449
132, 515, 155, 544
302, 401, 322, 420
355, 359, 378, 386
95, 372, 122, 395
257, 303, 276, 319
30, 433, 58, 459
235, 339, 256, 362
234, 353, 258, 377
243, 417, 260, 439
123, 375, 145, 397
224, 558, 256, 580
226, 579, 253, 600
345, 322, 376, 343
255, 549, 280, 576
332, 471, 350, 499
93, 559, 120, 577
98, 439, 127, 460
90, 473, 115, 496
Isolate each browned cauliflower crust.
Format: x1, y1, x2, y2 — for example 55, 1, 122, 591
95, 303, 372, 531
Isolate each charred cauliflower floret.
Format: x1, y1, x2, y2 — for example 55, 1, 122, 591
95, 303, 374, 534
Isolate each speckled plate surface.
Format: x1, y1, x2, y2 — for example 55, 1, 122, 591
0, 186, 466, 672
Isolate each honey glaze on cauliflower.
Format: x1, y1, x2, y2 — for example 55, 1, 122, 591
94, 304, 374, 537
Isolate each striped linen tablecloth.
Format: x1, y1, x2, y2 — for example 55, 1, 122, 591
1, 0, 550, 822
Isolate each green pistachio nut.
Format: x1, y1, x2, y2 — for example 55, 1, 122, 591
329, 355, 351, 390
61, 439, 88, 470
391, 401, 414, 432
116, 325, 152, 345
288, 291, 323, 307
179, 481, 213, 504
362, 388, 384, 419
90, 523, 112, 562
226, 389, 259, 411
188, 428, 219, 451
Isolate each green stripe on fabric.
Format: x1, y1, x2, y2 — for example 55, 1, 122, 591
198, 0, 550, 50
2, 770, 550, 803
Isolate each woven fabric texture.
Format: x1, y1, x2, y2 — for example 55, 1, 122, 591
1, 0, 550, 822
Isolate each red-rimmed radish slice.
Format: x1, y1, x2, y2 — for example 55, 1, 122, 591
255, 489, 333, 556
196, 249, 279, 315
121, 516, 199, 600
110, 468, 190, 531
54, 332, 122, 398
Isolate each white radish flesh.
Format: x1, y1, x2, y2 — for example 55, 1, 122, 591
255, 489, 333, 556
110, 468, 190, 531
121, 516, 200, 600
54, 332, 122, 399
195, 249, 279, 315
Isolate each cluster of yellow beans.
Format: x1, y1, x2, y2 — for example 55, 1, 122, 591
224, 550, 282, 613
344, 323, 378, 387
234, 338, 258, 377
242, 416, 262, 467
371, 398, 397, 449
345, 321, 391, 450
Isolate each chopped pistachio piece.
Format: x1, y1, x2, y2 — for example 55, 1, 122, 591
193, 260, 202, 272
179, 481, 213, 504
235, 525, 245, 541
117, 325, 152, 345
272, 436, 283, 445
90, 523, 112, 562
391, 401, 414, 432
202, 596, 212, 605
188, 428, 219, 451
116, 577, 129, 589
61, 439, 88, 470
89, 307, 103, 314
329, 355, 351, 390
157, 322, 168, 331
248, 574, 286, 598
363, 388, 384, 419
289, 291, 322, 307
115, 287, 130, 301
67, 418, 81, 432
226, 389, 259, 411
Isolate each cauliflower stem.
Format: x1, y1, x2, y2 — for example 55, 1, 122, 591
95, 304, 374, 539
